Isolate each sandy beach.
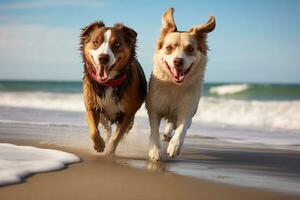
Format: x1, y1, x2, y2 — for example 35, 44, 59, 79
0, 140, 299, 200
1, 122, 300, 200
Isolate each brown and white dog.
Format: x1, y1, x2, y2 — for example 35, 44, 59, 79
146, 8, 216, 161
80, 21, 147, 155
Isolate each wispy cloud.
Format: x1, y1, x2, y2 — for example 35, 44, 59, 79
0, 24, 82, 80
0, 0, 107, 10
0, 13, 53, 24
0, 0, 111, 80
0, 24, 79, 63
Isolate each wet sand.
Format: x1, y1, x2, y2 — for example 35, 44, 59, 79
0, 123, 300, 200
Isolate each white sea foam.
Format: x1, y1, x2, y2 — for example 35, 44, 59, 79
0, 91, 300, 131
196, 97, 300, 130
209, 84, 249, 95
188, 123, 300, 149
0, 91, 84, 111
0, 143, 80, 186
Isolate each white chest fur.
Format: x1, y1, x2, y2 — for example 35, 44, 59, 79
96, 88, 124, 120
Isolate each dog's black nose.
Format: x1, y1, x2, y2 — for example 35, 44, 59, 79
99, 54, 110, 65
173, 57, 184, 68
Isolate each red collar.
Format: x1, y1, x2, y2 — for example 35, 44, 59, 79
85, 62, 126, 87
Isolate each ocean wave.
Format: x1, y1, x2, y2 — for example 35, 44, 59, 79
0, 91, 84, 112
196, 97, 300, 130
0, 91, 300, 131
209, 84, 250, 95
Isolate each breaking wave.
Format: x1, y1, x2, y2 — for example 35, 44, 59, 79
0, 91, 84, 112
209, 84, 250, 95
196, 97, 300, 130
0, 91, 300, 131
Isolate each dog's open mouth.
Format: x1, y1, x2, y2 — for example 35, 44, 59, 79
165, 61, 192, 83
89, 57, 119, 83
96, 64, 111, 82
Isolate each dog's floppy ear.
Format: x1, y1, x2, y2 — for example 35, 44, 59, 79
157, 8, 177, 49
189, 16, 216, 55
115, 23, 137, 46
80, 21, 105, 40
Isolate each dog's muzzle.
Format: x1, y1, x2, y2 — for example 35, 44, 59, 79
165, 61, 192, 83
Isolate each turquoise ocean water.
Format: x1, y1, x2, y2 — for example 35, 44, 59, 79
1, 80, 300, 101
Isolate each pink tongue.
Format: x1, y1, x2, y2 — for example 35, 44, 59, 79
96, 65, 108, 81
171, 67, 184, 79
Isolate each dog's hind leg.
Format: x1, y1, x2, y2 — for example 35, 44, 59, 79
162, 122, 174, 142
105, 114, 132, 156
86, 110, 105, 152
99, 113, 111, 142
167, 118, 192, 158
148, 112, 162, 161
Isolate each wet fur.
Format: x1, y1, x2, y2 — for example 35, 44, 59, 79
146, 8, 215, 161
80, 21, 147, 155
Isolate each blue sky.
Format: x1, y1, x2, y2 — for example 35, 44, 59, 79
0, 0, 299, 83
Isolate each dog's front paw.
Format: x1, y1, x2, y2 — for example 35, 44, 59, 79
104, 150, 115, 157
167, 137, 182, 158
105, 142, 116, 157
148, 145, 161, 162
92, 137, 105, 152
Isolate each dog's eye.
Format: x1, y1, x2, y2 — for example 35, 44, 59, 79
113, 42, 121, 49
93, 40, 99, 46
166, 45, 172, 52
186, 46, 194, 53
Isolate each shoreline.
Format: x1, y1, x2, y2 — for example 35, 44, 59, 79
1, 122, 300, 192
0, 138, 300, 200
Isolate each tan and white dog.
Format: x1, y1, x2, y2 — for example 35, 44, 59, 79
146, 8, 216, 161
